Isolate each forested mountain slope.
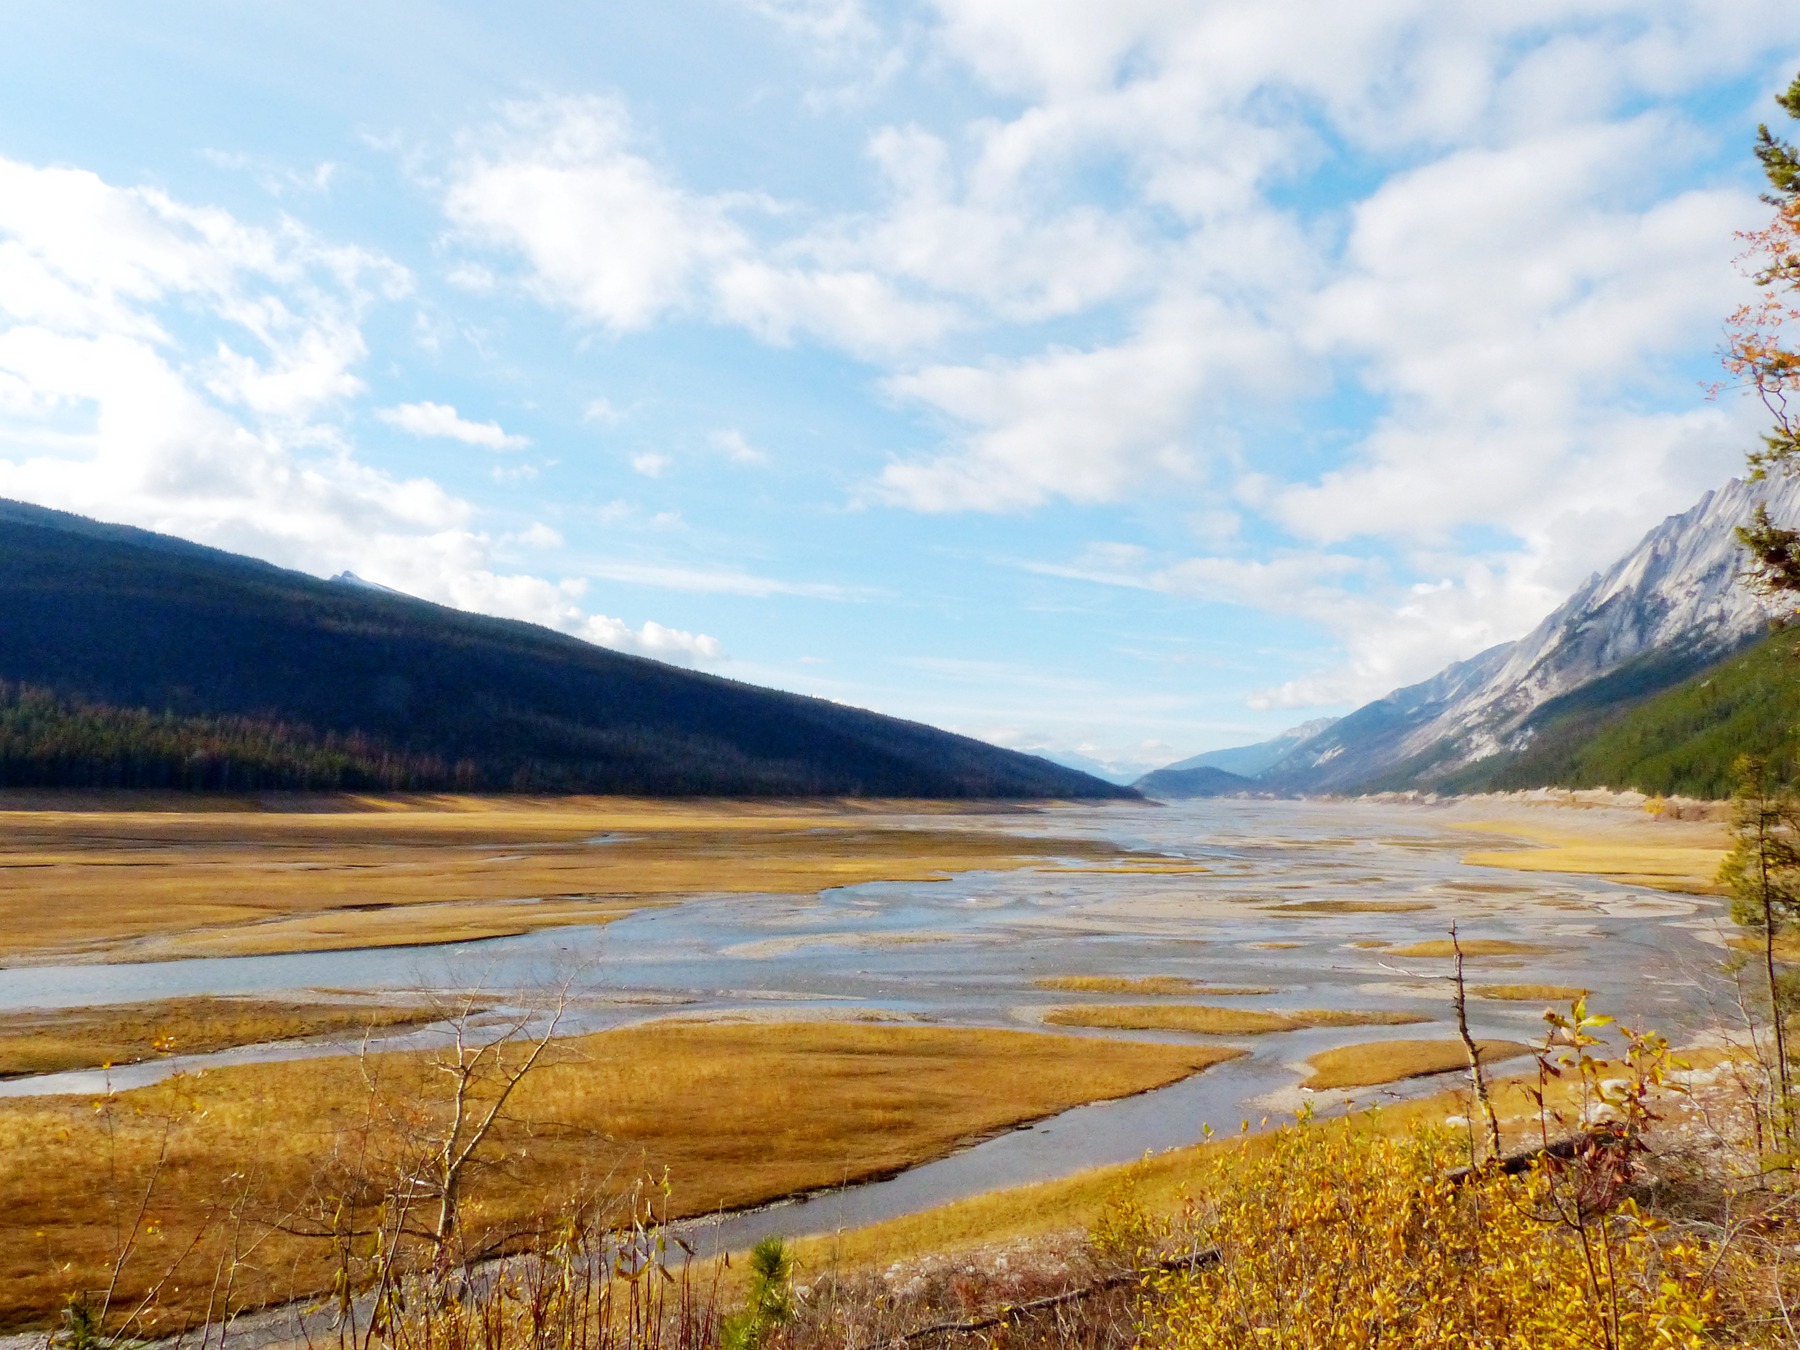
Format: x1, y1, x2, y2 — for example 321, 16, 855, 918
1448, 626, 1800, 799
0, 500, 1133, 798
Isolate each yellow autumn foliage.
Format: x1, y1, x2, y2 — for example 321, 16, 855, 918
1144, 1118, 1718, 1350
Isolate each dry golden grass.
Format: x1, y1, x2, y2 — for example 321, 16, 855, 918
1472, 984, 1591, 1002
789, 1048, 1736, 1275
1726, 931, 1800, 962
0, 1019, 1235, 1332
1302, 1038, 1533, 1090
1387, 939, 1552, 959
1041, 1004, 1427, 1036
0, 997, 444, 1077
1032, 977, 1273, 996
1456, 815, 1727, 894
0, 796, 1131, 962
1262, 900, 1433, 915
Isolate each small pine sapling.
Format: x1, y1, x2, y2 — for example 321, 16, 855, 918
722, 1236, 792, 1350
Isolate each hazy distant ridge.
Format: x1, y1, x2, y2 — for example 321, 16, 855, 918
1159, 718, 1338, 778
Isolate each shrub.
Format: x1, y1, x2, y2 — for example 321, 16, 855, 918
1143, 1117, 1717, 1350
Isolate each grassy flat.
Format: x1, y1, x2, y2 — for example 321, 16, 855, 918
1033, 976, 1273, 996
1043, 1004, 1427, 1036
1387, 939, 1552, 959
0, 997, 444, 1077
1726, 932, 1800, 961
1303, 1038, 1533, 1090
0, 1019, 1238, 1332
1473, 984, 1590, 1003
1457, 816, 1727, 895
0, 797, 1132, 962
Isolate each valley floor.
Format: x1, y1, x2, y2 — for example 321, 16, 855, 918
0, 789, 1752, 1342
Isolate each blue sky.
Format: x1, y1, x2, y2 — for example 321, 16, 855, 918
3, 2, 1799, 779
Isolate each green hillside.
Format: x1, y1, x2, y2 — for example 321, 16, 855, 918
1459, 627, 1800, 798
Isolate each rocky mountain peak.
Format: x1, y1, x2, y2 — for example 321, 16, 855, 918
1262, 475, 1800, 793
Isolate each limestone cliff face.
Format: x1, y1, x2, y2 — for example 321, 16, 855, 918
1264, 475, 1800, 793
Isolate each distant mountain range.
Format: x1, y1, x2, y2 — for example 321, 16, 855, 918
1159, 719, 1338, 779
0, 500, 1134, 799
1137, 475, 1800, 799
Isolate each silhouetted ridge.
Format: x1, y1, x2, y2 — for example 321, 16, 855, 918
0, 500, 1134, 799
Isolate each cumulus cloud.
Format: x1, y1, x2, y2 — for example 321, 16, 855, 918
445, 97, 746, 334
1278, 116, 1761, 549
0, 155, 722, 668
424, 5, 1800, 705
378, 400, 529, 449
585, 615, 723, 661
439, 95, 1151, 359
878, 290, 1290, 510
786, 1, 1798, 697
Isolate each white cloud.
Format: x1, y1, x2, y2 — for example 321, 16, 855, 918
878, 291, 1289, 510
583, 615, 724, 662
422, 9, 1800, 710
712, 257, 958, 355
0, 155, 722, 669
583, 558, 864, 599
737, 0, 878, 50
1276, 117, 1761, 551
445, 97, 746, 334
200, 149, 338, 197
1025, 539, 1568, 711
631, 451, 671, 477
710, 427, 769, 464
440, 96, 1103, 359
584, 395, 628, 425
378, 399, 529, 450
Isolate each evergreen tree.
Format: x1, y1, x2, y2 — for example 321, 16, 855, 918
1734, 72, 1800, 600
1719, 754, 1800, 1154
